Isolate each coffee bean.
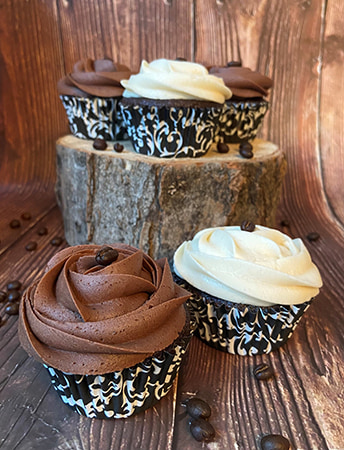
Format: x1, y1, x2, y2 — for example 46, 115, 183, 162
280, 219, 290, 227
306, 232, 320, 242
261, 434, 291, 450
217, 142, 229, 154
25, 241, 37, 251
0, 291, 8, 302
253, 363, 274, 381
5, 303, 19, 315
10, 219, 21, 229
114, 143, 124, 153
240, 220, 255, 232
186, 398, 211, 419
7, 290, 21, 302
37, 227, 48, 235
189, 418, 215, 442
21, 212, 31, 220
175, 57, 187, 61
93, 138, 107, 151
239, 141, 253, 159
7, 280, 22, 291
95, 246, 119, 266
227, 61, 242, 67
50, 237, 63, 246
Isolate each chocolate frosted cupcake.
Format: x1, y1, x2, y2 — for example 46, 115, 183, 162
209, 63, 273, 143
58, 58, 132, 140
119, 59, 232, 158
18, 244, 194, 419
173, 224, 322, 355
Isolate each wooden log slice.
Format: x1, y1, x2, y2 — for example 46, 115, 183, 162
56, 136, 287, 262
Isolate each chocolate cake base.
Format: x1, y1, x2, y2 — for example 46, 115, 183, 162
55, 136, 286, 262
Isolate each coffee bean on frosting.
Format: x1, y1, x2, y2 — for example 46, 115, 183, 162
227, 61, 242, 67
25, 241, 37, 251
10, 219, 21, 229
95, 246, 119, 266
240, 220, 255, 232
217, 142, 229, 154
253, 363, 274, 381
186, 398, 211, 419
7, 280, 22, 291
260, 434, 291, 450
93, 138, 107, 151
306, 232, 320, 242
175, 57, 187, 61
114, 143, 124, 153
189, 418, 215, 442
37, 226, 48, 235
5, 303, 19, 316
0, 291, 8, 302
7, 290, 21, 303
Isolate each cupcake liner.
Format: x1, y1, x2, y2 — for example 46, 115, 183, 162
119, 102, 223, 158
60, 95, 128, 141
174, 275, 312, 356
217, 100, 269, 143
44, 309, 195, 419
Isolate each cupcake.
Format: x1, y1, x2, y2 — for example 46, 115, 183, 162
209, 62, 273, 143
173, 223, 322, 356
119, 59, 232, 158
57, 58, 132, 140
18, 244, 194, 419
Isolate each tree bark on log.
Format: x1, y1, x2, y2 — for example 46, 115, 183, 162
56, 135, 287, 261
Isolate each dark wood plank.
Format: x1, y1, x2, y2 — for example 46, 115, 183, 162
0, 1, 67, 187
320, 0, 344, 224
57, 0, 193, 73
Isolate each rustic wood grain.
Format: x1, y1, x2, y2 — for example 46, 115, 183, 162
1, 0, 344, 449
0, 1, 67, 187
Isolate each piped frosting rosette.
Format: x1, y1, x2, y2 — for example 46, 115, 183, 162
119, 59, 232, 158
58, 58, 133, 140
19, 244, 194, 418
19, 244, 190, 374
173, 226, 322, 355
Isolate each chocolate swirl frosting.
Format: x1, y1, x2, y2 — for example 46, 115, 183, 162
209, 65, 273, 99
57, 58, 133, 98
18, 244, 190, 375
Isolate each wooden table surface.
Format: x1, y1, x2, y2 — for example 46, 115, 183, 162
1, 1, 344, 449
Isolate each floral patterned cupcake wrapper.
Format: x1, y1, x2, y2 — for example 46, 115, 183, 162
60, 95, 128, 141
217, 100, 269, 143
174, 275, 312, 356
119, 103, 223, 158
44, 308, 196, 419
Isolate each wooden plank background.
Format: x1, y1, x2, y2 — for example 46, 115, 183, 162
1, 1, 343, 449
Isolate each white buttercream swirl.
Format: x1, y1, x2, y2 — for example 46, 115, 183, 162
173, 226, 322, 307
121, 59, 232, 103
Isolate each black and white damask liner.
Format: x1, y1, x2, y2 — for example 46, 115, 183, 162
217, 100, 269, 143
119, 103, 223, 158
174, 275, 311, 356
60, 95, 128, 141
44, 309, 196, 419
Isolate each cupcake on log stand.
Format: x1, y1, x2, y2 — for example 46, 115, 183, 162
56, 58, 286, 262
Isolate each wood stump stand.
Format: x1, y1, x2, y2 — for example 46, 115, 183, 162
56, 135, 287, 262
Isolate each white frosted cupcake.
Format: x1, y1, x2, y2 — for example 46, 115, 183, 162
119, 59, 232, 158
173, 223, 322, 355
